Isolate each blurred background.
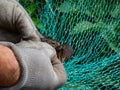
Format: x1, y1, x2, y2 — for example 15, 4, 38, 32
20, 0, 120, 90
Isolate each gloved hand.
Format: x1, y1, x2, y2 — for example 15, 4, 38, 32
0, 0, 67, 90
0, 0, 41, 43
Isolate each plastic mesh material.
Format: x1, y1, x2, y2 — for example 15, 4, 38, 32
20, 0, 120, 90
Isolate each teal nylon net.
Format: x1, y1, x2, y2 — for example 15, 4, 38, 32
20, 0, 120, 90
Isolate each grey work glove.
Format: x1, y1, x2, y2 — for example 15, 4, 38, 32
0, 0, 67, 90
0, 41, 67, 90
0, 0, 41, 43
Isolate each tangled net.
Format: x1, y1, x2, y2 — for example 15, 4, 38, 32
21, 0, 120, 90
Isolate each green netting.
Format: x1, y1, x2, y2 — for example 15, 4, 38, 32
20, 0, 120, 90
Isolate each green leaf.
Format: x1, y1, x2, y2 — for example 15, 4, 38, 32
26, 3, 37, 16
32, 17, 41, 29
57, 1, 79, 13
101, 23, 120, 53
70, 21, 115, 34
110, 5, 120, 18
70, 21, 94, 34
